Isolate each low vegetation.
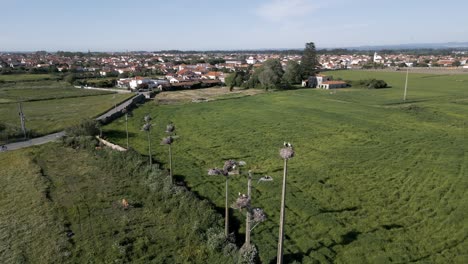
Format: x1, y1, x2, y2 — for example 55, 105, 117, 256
345, 79, 388, 89
0, 136, 237, 263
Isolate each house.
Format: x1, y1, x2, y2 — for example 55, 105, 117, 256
318, 81, 347, 89
246, 56, 257, 64
373, 52, 384, 63
437, 60, 453, 67
301, 74, 334, 88
129, 77, 156, 90
116, 78, 131, 88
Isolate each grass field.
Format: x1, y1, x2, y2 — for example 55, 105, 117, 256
0, 80, 133, 143
0, 73, 59, 82
0, 142, 232, 263
0, 81, 113, 103
103, 71, 468, 263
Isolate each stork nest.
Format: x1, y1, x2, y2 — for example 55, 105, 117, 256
280, 147, 295, 159
166, 123, 175, 133
161, 136, 174, 145
223, 160, 237, 172
252, 208, 267, 223
144, 115, 152, 123
208, 168, 228, 176
142, 123, 151, 132
233, 195, 250, 210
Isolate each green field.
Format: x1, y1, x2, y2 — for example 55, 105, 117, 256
0, 73, 59, 82
0, 80, 133, 143
104, 71, 468, 263
0, 142, 232, 263
0, 81, 113, 103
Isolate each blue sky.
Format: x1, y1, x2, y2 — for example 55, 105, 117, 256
1, 0, 467, 51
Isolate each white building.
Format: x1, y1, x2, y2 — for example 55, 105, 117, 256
318, 81, 347, 89
301, 74, 332, 88
373, 52, 384, 63
128, 77, 168, 90
246, 56, 257, 64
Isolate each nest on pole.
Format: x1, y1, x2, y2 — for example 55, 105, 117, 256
144, 115, 152, 123
166, 123, 175, 133
223, 160, 237, 172
233, 194, 251, 210
161, 136, 174, 145
280, 147, 295, 160
208, 168, 228, 176
252, 208, 267, 223
142, 123, 151, 132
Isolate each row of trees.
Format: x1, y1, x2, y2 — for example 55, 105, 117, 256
225, 42, 319, 90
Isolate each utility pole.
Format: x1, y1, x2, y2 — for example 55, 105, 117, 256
403, 68, 409, 101
125, 112, 129, 149
277, 158, 287, 264
18, 102, 27, 139
245, 171, 252, 247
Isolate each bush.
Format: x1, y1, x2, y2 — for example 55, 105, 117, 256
64, 74, 77, 85
61, 135, 96, 149
65, 119, 100, 137
367, 79, 388, 89
346, 79, 388, 89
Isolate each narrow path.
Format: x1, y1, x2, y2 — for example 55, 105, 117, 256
2, 131, 65, 151
95, 94, 139, 121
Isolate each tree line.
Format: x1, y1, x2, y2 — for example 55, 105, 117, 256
225, 42, 318, 90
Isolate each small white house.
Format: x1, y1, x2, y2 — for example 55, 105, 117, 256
318, 81, 347, 89
246, 56, 257, 65
129, 77, 156, 90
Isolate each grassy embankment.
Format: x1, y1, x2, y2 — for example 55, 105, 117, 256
0, 142, 233, 263
103, 71, 468, 263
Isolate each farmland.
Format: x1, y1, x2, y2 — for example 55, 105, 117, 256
103, 71, 468, 263
0, 142, 232, 263
0, 81, 133, 143
0, 73, 59, 82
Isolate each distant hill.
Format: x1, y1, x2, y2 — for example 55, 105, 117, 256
341, 42, 468, 51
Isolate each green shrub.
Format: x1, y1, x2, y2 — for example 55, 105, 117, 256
346, 79, 388, 89
65, 119, 100, 137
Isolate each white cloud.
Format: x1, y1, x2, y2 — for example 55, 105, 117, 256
256, 0, 318, 21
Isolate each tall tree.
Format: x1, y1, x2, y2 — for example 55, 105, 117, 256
282, 61, 302, 84
257, 59, 284, 90
301, 42, 318, 79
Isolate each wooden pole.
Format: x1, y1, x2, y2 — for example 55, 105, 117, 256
245, 171, 252, 247
125, 113, 129, 149
225, 176, 229, 237
169, 144, 173, 183
403, 68, 409, 101
277, 159, 288, 264
18, 102, 27, 139
147, 130, 152, 166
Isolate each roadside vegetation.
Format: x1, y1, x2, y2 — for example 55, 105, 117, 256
103, 71, 468, 263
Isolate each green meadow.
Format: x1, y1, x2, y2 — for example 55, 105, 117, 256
104, 71, 468, 263
0, 81, 133, 143
0, 81, 113, 103
0, 73, 59, 82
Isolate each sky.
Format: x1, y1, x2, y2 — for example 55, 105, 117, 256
1, 0, 467, 51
